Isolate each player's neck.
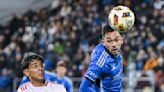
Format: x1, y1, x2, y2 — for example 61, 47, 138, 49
30, 79, 46, 87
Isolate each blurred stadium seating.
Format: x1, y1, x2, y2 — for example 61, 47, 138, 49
0, 0, 163, 92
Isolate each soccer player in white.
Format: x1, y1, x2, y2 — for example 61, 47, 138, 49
17, 52, 66, 92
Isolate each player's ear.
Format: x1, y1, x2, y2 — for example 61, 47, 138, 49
23, 69, 30, 77
102, 39, 104, 43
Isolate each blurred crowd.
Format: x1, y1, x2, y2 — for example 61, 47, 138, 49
0, 0, 163, 92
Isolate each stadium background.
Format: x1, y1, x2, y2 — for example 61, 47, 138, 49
0, 0, 163, 92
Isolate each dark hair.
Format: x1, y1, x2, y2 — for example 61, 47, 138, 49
21, 52, 44, 70
102, 25, 115, 38
57, 61, 66, 68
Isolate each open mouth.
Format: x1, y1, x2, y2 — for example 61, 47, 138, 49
112, 48, 118, 52
112, 48, 119, 54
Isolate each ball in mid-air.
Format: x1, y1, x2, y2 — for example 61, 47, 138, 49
108, 5, 135, 33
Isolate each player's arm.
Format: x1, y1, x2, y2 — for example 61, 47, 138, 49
79, 77, 96, 92
66, 78, 73, 92
79, 65, 103, 92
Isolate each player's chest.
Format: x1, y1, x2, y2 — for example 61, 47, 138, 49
25, 86, 58, 92
104, 58, 122, 79
56, 78, 66, 85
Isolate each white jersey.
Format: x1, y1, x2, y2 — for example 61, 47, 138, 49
17, 81, 66, 92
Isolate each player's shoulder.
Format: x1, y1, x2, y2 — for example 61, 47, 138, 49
94, 43, 105, 52
91, 43, 115, 66
91, 43, 105, 57
63, 76, 73, 84
48, 81, 64, 87
45, 70, 56, 76
22, 76, 28, 80
91, 43, 110, 59
48, 81, 66, 92
44, 71, 58, 82
17, 82, 31, 92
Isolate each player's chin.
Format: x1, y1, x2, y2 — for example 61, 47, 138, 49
37, 75, 44, 80
111, 50, 119, 55
37, 77, 45, 82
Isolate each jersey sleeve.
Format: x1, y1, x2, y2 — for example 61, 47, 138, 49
85, 48, 108, 82
79, 77, 96, 92
65, 78, 73, 92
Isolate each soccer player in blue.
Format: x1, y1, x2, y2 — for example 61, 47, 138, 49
79, 25, 123, 92
20, 61, 73, 92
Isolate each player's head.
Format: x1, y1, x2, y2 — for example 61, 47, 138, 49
102, 25, 123, 55
56, 60, 67, 77
21, 52, 45, 82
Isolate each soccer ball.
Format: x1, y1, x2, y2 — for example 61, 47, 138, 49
108, 5, 135, 33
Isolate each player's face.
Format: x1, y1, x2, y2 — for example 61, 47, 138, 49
103, 31, 123, 55
24, 59, 45, 83
56, 66, 67, 77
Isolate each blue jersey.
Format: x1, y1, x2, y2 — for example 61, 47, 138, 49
20, 71, 73, 92
52, 73, 73, 92
85, 43, 123, 92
